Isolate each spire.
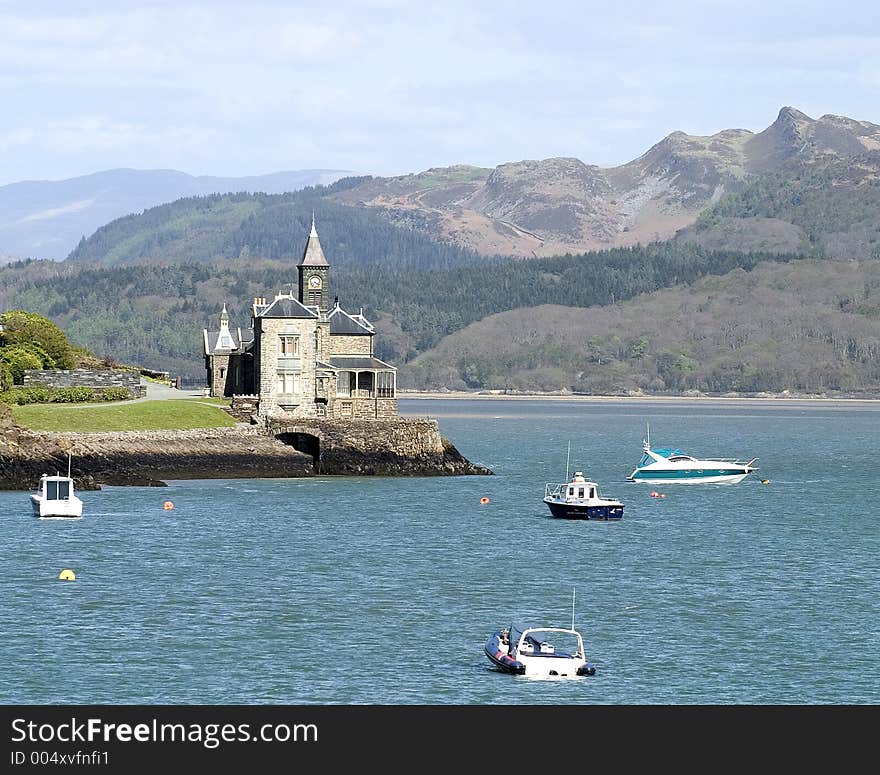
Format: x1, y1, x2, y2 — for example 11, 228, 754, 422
299, 213, 329, 267
216, 302, 237, 350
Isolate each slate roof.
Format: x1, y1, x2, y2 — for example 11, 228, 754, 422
329, 355, 396, 371
258, 296, 318, 319
328, 305, 374, 335
299, 217, 329, 267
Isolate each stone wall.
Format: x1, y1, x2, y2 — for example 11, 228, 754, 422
0, 411, 492, 491
330, 334, 372, 355
268, 416, 492, 476
23, 369, 145, 398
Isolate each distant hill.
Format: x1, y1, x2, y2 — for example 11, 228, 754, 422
405, 259, 880, 395
0, 243, 803, 381
0, 167, 349, 261
64, 180, 484, 270
331, 107, 880, 258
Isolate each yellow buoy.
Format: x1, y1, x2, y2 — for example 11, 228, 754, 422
58, 569, 76, 581
479, 497, 490, 505
163, 500, 174, 511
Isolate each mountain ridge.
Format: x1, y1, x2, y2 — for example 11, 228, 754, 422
0, 167, 350, 261
331, 107, 880, 257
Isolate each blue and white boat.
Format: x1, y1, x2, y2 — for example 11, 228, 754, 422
627, 429, 758, 485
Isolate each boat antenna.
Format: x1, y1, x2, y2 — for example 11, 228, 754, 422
646, 421, 651, 448
67, 451, 72, 479
565, 440, 571, 480
571, 587, 576, 631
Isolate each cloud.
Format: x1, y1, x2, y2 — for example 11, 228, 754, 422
19, 199, 94, 222
0, 0, 878, 184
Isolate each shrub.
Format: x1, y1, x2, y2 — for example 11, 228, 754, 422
0, 362, 12, 392
52, 386, 97, 403
0, 386, 53, 405
0, 346, 43, 384
100, 387, 132, 402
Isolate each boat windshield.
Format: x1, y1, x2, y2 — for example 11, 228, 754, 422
46, 480, 70, 500
639, 448, 685, 466
516, 628, 582, 658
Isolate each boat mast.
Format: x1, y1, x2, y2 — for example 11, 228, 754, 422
565, 440, 571, 481
67, 452, 71, 479
571, 587, 576, 631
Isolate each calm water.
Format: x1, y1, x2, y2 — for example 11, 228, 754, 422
2, 398, 878, 704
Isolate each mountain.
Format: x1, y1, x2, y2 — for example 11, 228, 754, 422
63, 181, 483, 270
331, 107, 880, 257
0, 167, 350, 261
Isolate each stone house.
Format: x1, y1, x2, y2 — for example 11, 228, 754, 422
203, 218, 397, 419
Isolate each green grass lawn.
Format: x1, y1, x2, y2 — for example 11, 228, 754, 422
12, 399, 239, 432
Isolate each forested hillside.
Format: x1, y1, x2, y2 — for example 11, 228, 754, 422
682, 151, 880, 259
406, 259, 880, 395
66, 179, 484, 271
0, 243, 801, 382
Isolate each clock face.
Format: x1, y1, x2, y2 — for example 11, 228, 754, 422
308, 275, 322, 289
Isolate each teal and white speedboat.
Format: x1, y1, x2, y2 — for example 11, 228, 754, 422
627, 429, 758, 485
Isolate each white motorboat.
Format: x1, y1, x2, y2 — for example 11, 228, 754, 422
627, 427, 758, 485
30, 455, 83, 518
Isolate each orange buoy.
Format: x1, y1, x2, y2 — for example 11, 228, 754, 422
650, 491, 659, 498
479, 497, 490, 505
163, 500, 174, 511
660, 493, 666, 499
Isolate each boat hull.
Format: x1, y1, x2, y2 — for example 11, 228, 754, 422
31, 494, 83, 518
543, 498, 623, 520
628, 470, 751, 485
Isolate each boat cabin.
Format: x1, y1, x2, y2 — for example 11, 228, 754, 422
565, 472, 598, 501
40, 475, 73, 502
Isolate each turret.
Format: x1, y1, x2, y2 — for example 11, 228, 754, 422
298, 213, 330, 312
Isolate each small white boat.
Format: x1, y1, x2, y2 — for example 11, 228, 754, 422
30, 455, 83, 518
627, 426, 758, 485
543, 472, 624, 520
484, 590, 597, 678
484, 624, 596, 678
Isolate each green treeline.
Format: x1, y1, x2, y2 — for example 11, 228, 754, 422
67, 179, 483, 271
697, 151, 880, 259
0, 243, 802, 381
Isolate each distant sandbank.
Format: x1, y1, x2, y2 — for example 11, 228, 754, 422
398, 391, 880, 406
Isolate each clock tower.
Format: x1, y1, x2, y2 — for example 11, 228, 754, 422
298, 214, 330, 311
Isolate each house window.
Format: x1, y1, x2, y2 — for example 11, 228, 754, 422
276, 372, 300, 395
278, 335, 299, 356
377, 371, 395, 398
308, 291, 320, 306
219, 367, 226, 379
336, 371, 353, 397
339, 401, 352, 417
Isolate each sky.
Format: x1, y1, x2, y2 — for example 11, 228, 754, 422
1, 0, 879, 185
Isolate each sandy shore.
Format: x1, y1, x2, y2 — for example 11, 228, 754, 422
398, 390, 880, 406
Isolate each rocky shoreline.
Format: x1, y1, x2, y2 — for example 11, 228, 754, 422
0, 408, 492, 491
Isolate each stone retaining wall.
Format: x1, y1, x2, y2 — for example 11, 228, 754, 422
0, 418, 491, 490
23, 368, 145, 398
268, 416, 491, 476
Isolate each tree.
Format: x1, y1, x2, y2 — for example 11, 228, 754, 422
0, 310, 76, 369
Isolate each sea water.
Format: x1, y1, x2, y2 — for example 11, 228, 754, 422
1, 398, 878, 704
